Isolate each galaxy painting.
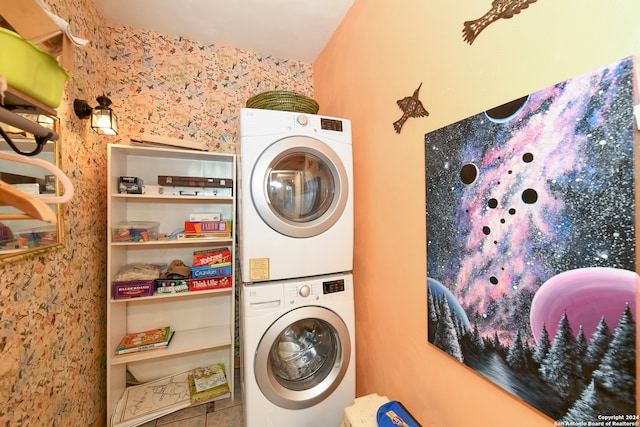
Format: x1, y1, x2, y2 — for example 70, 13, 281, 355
425, 57, 637, 422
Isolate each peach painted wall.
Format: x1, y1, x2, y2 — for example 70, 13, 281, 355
313, 0, 640, 426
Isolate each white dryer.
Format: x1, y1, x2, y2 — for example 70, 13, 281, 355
240, 272, 355, 427
239, 108, 353, 283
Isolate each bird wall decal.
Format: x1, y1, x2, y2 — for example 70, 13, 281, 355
394, 83, 429, 134
463, 0, 538, 45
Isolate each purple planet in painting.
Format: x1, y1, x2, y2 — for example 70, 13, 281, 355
530, 267, 637, 343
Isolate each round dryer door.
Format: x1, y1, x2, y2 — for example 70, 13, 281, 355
251, 136, 349, 238
254, 306, 352, 409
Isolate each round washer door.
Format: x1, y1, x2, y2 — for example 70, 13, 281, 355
254, 306, 352, 409
250, 136, 349, 238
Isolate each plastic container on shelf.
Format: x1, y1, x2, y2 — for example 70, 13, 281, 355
0, 27, 70, 108
111, 221, 160, 242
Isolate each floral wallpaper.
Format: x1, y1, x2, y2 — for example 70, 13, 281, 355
106, 25, 314, 152
0, 0, 313, 425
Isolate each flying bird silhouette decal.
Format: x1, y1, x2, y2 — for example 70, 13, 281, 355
463, 0, 538, 45
394, 83, 429, 134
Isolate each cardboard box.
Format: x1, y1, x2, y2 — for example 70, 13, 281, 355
113, 280, 155, 299
193, 248, 232, 267
191, 264, 232, 279
158, 176, 233, 188
119, 176, 144, 194
189, 213, 221, 222
185, 221, 231, 234
155, 278, 190, 294
189, 276, 232, 291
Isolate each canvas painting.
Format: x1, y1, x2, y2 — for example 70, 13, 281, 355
425, 57, 637, 423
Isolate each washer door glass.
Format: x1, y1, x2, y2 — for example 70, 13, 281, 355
255, 306, 351, 409
251, 136, 349, 238
270, 318, 337, 391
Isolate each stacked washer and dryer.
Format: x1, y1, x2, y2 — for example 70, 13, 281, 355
238, 107, 355, 427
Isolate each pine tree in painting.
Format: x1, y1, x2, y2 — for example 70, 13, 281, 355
506, 329, 528, 370
492, 331, 503, 355
591, 303, 636, 411
583, 316, 612, 379
532, 324, 550, 365
576, 326, 587, 360
539, 311, 583, 401
472, 321, 485, 350
433, 295, 464, 362
576, 325, 588, 379
427, 289, 438, 343
559, 380, 601, 424
428, 290, 438, 323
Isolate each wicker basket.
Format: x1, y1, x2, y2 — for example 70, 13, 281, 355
246, 90, 319, 114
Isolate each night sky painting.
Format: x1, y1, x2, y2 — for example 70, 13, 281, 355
425, 57, 637, 423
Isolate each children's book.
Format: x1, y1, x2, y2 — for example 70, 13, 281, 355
116, 326, 173, 355
188, 364, 231, 404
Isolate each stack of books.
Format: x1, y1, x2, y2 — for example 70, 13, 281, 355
115, 326, 174, 355
188, 363, 231, 404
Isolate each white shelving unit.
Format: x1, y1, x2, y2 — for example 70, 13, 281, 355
106, 143, 236, 423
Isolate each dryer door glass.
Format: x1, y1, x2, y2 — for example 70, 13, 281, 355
269, 317, 338, 391
251, 136, 349, 238
268, 152, 334, 223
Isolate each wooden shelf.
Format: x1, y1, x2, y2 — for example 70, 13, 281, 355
111, 326, 231, 365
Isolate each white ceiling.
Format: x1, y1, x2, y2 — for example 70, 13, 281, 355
92, 0, 354, 63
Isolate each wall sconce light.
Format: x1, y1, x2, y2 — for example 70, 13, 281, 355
74, 95, 119, 135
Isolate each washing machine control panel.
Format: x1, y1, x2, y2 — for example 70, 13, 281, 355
322, 278, 345, 294
285, 278, 348, 305
286, 283, 320, 305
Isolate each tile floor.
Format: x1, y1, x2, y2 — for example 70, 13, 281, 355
138, 369, 243, 427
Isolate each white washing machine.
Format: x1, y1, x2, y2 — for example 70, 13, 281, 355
239, 108, 353, 283
240, 272, 355, 427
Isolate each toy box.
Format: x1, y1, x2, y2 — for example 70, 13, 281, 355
184, 221, 232, 234
112, 262, 166, 299
113, 280, 155, 299
192, 247, 232, 267
155, 278, 190, 294
191, 264, 232, 279
189, 276, 232, 291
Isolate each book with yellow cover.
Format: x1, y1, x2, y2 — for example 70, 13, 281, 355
188, 364, 231, 404
116, 326, 172, 355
